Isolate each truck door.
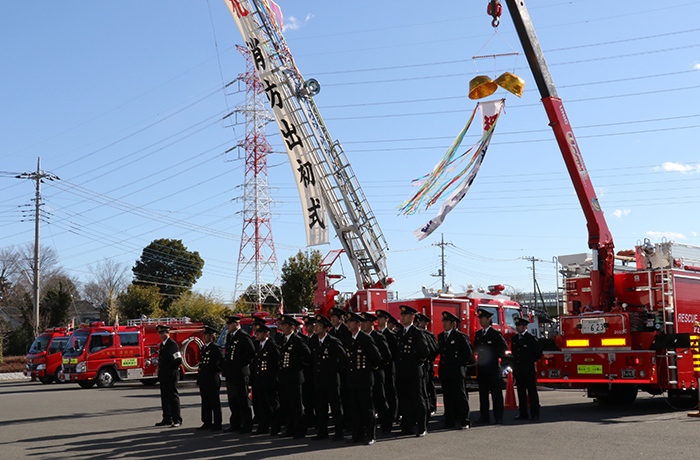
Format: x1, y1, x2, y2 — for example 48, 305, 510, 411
117, 332, 142, 378
87, 333, 114, 373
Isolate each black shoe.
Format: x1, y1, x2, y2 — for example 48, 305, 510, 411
223, 426, 238, 433
365, 439, 376, 445
314, 433, 329, 440
416, 430, 427, 437
196, 424, 213, 431
332, 433, 344, 441
254, 427, 269, 435
211, 425, 222, 431
170, 422, 181, 428
494, 419, 503, 425
400, 429, 413, 436
460, 421, 471, 430
514, 414, 528, 420
346, 438, 361, 444
240, 427, 252, 434
155, 420, 172, 427
530, 415, 539, 421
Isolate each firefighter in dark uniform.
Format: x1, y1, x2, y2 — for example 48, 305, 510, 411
396, 305, 430, 437
275, 314, 311, 438
222, 315, 255, 433
360, 312, 392, 433
376, 309, 399, 430
511, 316, 543, 421
344, 312, 382, 445
473, 308, 508, 424
311, 314, 346, 440
250, 321, 279, 435
197, 325, 224, 431
416, 313, 439, 418
300, 316, 317, 430
328, 307, 352, 429
155, 325, 183, 427
437, 311, 474, 429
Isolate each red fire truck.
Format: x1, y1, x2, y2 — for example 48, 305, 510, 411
538, 243, 700, 405
58, 317, 204, 389
24, 327, 71, 384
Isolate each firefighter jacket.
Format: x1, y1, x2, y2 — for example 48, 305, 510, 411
158, 338, 182, 378
277, 333, 311, 386
197, 342, 224, 386
396, 325, 430, 378
370, 330, 392, 369
381, 328, 399, 362
223, 328, 255, 379
329, 322, 351, 344
473, 327, 508, 374
511, 332, 543, 376
437, 329, 474, 380
423, 329, 439, 362
344, 331, 382, 390
251, 338, 279, 389
311, 334, 346, 389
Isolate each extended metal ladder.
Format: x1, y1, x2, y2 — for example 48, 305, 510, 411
248, 1, 389, 290
658, 245, 678, 387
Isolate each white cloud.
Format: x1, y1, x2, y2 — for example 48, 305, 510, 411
612, 209, 631, 218
598, 187, 608, 198
282, 13, 314, 32
694, 63, 700, 70
646, 231, 687, 241
655, 162, 700, 174
693, 232, 698, 237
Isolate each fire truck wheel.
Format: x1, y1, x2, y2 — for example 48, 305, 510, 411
39, 376, 54, 384
54, 369, 65, 384
140, 378, 158, 386
78, 381, 95, 389
96, 368, 116, 388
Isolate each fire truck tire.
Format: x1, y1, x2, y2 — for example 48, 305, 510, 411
96, 368, 117, 388
55, 369, 65, 384
39, 376, 54, 384
180, 337, 204, 373
78, 381, 95, 389
140, 378, 158, 386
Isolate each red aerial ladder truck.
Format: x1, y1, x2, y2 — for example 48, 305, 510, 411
492, 0, 700, 405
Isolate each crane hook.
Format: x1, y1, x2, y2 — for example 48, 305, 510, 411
487, 0, 502, 28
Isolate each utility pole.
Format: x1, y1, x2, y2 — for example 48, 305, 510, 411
522, 256, 544, 312
16, 158, 59, 337
430, 234, 454, 293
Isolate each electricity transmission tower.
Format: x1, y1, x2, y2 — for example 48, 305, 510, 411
15, 158, 59, 337
231, 45, 281, 311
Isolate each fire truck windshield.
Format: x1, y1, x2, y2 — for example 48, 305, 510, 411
65, 331, 89, 354
28, 336, 50, 354
504, 308, 522, 329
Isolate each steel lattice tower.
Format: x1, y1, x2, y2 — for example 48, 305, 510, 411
232, 45, 281, 311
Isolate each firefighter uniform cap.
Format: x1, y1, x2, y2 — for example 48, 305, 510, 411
442, 311, 460, 323
225, 315, 242, 323
345, 312, 364, 323
416, 313, 431, 323
254, 323, 271, 333
477, 308, 494, 318
202, 325, 218, 335
329, 307, 346, 319
361, 312, 377, 322
303, 315, 316, 325
156, 325, 171, 333
278, 314, 301, 326
375, 309, 395, 321
315, 315, 332, 328
514, 316, 530, 327
399, 305, 418, 315
388, 316, 400, 326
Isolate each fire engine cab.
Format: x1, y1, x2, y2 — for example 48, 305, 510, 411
58, 317, 204, 388
24, 327, 71, 384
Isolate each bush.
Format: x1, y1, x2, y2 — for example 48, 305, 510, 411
0, 356, 26, 373
168, 292, 230, 323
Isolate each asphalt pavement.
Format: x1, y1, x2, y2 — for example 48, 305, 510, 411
0, 379, 697, 460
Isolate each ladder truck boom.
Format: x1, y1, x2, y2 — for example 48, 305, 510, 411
500, 0, 615, 310
224, 0, 389, 291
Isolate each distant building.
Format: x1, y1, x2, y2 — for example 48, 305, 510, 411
516, 291, 564, 319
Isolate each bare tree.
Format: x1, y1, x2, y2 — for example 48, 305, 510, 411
83, 258, 129, 323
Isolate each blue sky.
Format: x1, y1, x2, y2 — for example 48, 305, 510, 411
1, 0, 699, 303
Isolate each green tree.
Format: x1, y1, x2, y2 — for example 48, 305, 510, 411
132, 239, 204, 309
117, 285, 165, 320
280, 249, 322, 313
168, 292, 229, 323
42, 283, 72, 328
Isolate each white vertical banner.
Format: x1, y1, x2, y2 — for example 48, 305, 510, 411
413, 99, 504, 241
224, 0, 329, 246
